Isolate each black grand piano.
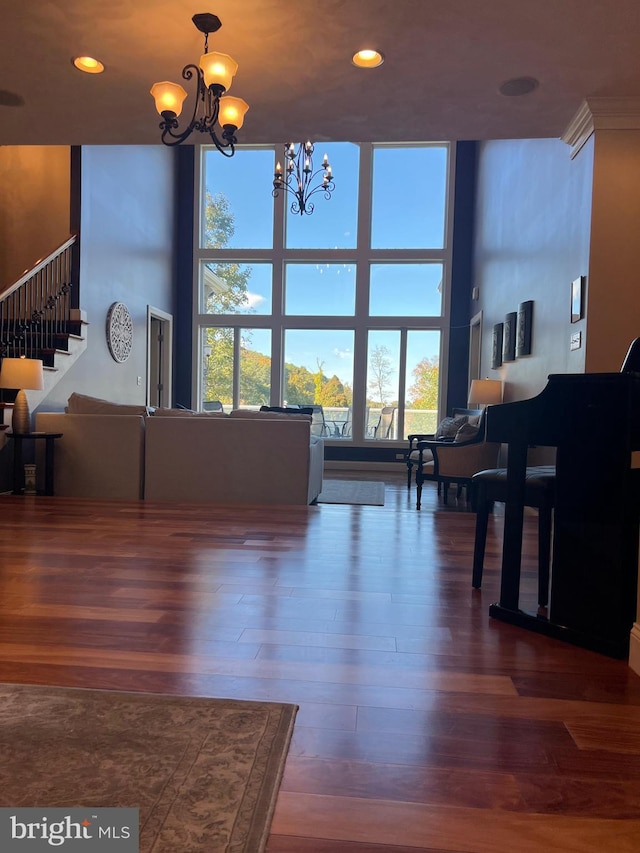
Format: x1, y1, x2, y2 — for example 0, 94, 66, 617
486, 371, 640, 659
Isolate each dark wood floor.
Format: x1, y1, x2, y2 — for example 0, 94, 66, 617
1, 470, 640, 852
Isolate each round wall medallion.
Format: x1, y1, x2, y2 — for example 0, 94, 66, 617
106, 301, 133, 363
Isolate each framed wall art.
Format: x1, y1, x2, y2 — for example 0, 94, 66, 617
516, 300, 533, 357
503, 311, 517, 362
571, 275, 585, 323
492, 322, 504, 369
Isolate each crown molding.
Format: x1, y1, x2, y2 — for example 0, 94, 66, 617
562, 101, 594, 159
562, 97, 640, 159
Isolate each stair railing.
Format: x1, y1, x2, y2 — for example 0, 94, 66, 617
0, 235, 77, 360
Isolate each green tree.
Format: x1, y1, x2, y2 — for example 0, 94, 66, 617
239, 347, 271, 406
318, 375, 351, 407
202, 192, 254, 404
407, 355, 440, 410
202, 192, 252, 316
313, 359, 325, 402
284, 364, 315, 404
367, 345, 393, 406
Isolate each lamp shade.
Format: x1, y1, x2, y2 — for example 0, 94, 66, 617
468, 378, 503, 407
217, 96, 249, 130
0, 357, 44, 434
0, 357, 44, 391
199, 51, 238, 91
150, 81, 188, 116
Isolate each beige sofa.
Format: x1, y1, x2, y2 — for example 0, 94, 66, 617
35, 404, 324, 505
145, 414, 324, 504
36, 412, 146, 499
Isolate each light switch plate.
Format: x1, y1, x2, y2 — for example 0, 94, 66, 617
570, 331, 582, 350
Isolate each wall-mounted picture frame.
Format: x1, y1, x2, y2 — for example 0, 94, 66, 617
503, 311, 517, 362
516, 300, 533, 357
492, 322, 504, 369
571, 275, 585, 323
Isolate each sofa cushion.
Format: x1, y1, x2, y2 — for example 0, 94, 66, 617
66, 392, 150, 417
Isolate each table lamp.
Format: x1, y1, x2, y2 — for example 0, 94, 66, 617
0, 356, 44, 434
468, 378, 503, 408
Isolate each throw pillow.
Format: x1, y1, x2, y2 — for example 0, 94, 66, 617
66, 392, 150, 417
152, 408, 228, 417
230, 409, 312, 422
454, 423, 479, 442
260, 406, 314, 415
435, 415, 468, 439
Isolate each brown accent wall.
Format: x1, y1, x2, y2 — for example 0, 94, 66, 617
472, 136, 593, 402
586, 129, 640, 372
0, 146, 71, 288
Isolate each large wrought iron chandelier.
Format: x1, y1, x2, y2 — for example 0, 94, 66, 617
150, 12, 248, 155
273, 142, 335, 215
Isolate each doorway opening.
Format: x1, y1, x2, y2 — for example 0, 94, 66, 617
147, 306, 173, 408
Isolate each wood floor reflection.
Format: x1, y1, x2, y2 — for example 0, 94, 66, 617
0, 470, 639, 852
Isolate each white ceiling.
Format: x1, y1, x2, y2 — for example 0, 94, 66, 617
2, 0, 640, 147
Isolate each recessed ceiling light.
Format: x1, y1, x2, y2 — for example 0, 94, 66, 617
352, 49, 384, 69
72, 56, 105, 74
499, 76, 539, 97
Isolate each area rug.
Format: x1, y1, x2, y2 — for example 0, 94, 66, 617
316, 479, 385, 506
0, 683, 297, 853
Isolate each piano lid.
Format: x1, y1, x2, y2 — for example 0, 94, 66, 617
486, 371, 640, 448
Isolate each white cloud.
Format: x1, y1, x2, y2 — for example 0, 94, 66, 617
244, 291, 266, 309
333, 347, 352, 360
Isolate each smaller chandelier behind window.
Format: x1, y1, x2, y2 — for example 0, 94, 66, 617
273, 142, 335, 215
150, 12, 248, 155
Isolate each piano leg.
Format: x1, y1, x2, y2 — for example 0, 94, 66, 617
495, 441, 528, 610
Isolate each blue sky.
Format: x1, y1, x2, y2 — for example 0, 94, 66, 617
203, 143, 446, 385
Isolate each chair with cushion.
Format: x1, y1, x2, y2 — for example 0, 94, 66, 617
470, 465, 556, 610
405, 408, 482, 489
414, 407, 500, 509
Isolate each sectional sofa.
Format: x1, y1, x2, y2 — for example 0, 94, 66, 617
35, 395, 324, 505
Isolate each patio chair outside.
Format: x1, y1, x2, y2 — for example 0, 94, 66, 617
370, 406, 396, 439
310, 404, 332, 437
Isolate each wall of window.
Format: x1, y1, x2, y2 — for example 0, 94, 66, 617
193, 142, 455, 446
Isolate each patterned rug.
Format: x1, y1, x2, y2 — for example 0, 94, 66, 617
0, 683, 297, 853
316, 479, 385, 505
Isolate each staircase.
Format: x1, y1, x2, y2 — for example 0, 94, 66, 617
0, 235, 87, 413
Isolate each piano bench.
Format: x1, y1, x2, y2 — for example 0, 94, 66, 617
470, 466, 556, 608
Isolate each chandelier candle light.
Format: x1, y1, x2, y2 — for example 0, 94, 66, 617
150, 12, 248, 154
273, 141, 335, 215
